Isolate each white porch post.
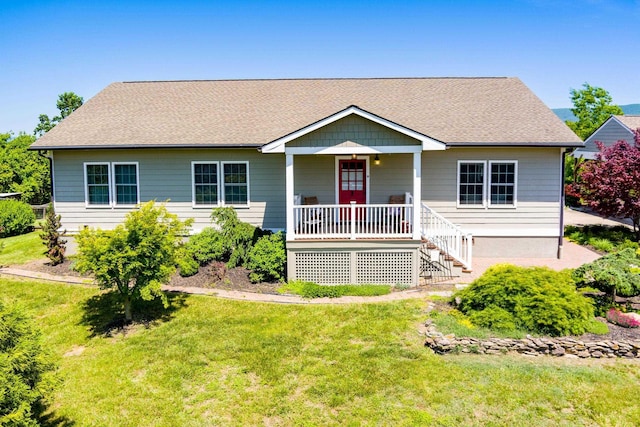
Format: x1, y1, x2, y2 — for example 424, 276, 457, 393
412, 151, 422, 240
285, 154, 295, 241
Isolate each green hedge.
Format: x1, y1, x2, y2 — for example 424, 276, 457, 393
0, 200, 35, 238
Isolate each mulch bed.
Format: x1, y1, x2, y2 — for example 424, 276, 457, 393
17, 258, 281, 294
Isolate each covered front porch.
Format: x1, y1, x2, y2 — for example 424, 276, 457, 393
261, 106, 472, 284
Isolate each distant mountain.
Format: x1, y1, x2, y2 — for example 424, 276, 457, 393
553, 104, 640, 122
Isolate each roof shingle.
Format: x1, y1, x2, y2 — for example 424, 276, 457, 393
31, 77, 582, 149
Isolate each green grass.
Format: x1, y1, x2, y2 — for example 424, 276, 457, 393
0, 231, 45, 265
565, 224, 638, 253
279, 280, 391, 298
1, 277, 639, 426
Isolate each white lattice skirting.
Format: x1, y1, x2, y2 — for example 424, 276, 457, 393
290, 250, 418, 286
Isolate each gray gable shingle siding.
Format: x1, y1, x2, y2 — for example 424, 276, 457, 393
31, 77, 582, 150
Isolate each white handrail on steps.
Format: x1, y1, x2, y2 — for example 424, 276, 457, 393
420, 203, 472, 271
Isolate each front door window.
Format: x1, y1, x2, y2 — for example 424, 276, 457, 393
339, 159, 366, 205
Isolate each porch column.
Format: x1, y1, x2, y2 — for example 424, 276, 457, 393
412, 151, 422, 240
286, 154, 295, 241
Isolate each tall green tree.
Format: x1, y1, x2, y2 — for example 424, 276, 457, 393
0, 133, 50, 204
34, 92, 83, 137
74, 201, 192, 322
566, 83, 623, 140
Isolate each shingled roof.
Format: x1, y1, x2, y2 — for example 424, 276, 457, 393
615, 115, 640, 131
31, 77, 582, 150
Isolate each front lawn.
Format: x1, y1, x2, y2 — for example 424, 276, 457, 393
0, 231, 45, 265
1, 278, 639, 426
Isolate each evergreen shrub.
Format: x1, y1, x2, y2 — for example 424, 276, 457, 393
0, 299, 56, 426
453, 264, 594, 336
247, 232, 286, 283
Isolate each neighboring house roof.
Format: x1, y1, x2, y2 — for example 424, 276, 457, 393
615, 115, 640, 131
573, 115, 640, 159
30, 77, 582, 150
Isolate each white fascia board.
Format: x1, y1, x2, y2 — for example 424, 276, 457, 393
285, 145, 422, 155
261, 105, 445, 153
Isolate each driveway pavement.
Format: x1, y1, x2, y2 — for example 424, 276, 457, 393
451, 207, 626, 284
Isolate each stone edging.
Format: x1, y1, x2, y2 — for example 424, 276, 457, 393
423, 319, 640, 359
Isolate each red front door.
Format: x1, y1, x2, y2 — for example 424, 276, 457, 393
339, 159, 366, 205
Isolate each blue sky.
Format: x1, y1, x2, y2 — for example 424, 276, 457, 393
2, 0, 639, 134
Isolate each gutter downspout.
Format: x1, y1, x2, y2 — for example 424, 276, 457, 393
38, 150, 54, 203
558, 148, 566, 259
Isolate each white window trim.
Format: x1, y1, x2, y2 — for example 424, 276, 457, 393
112, 162, 140, 208
191, 161, 221, 208
84, 162, 140, 208
456, 160, 486, 209
456, 160, 518, 209
488, 160, 518, 208
221, 161, 250, 208
84, 162, 112, 208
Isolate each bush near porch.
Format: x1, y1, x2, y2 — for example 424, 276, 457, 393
452, 265, 596, 337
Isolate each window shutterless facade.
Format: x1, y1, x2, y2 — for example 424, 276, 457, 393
192, 161, 249, 207
84, 162, 139, 207
457, 160, 517, 208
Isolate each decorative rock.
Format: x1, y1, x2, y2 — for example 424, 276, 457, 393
424, 326, 640, 359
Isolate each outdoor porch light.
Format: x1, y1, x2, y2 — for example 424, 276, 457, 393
374, 154, 380, 165
351, 153, 357, 159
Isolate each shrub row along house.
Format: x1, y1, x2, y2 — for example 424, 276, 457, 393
31, 78, 582, 286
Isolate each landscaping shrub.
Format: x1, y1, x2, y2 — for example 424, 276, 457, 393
39, 203, 66, 265
210, 207, 258, 268
573, 248, 640, 312
247, 232, 286, 283
0, 299, 56, 426
176, 248, 200, 277
453, 264, 594, 336
0, 200, 35, 238
185, 227, 229, 265
279, 281, 391, 299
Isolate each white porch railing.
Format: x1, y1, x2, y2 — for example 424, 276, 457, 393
420, 203, 473, 271
293, 202, 413, 239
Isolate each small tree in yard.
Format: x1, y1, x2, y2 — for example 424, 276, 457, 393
575, 129, 640, 239
40, 203, 66, 266
74, 201, 192, 322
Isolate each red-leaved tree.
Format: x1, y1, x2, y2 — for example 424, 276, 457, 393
576, 129, 640, 239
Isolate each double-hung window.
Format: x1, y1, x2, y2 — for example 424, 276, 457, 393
192, 162, 219, 206
458, 161, 485, 206
192, 161, 249, 207
489, 161, 517, 206
457, 160, 517, 208
84, 162, 139, 207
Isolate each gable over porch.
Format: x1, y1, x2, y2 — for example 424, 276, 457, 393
261, 105, 445, 242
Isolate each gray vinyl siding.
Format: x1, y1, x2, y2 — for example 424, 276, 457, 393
288, 115, 420, 148
293, 154, 413, 204
422, 147, 562, 236
575, 118, 634, 158
52, 148, 285, 232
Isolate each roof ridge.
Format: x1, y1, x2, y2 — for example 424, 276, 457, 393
121, 77, 512, 84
